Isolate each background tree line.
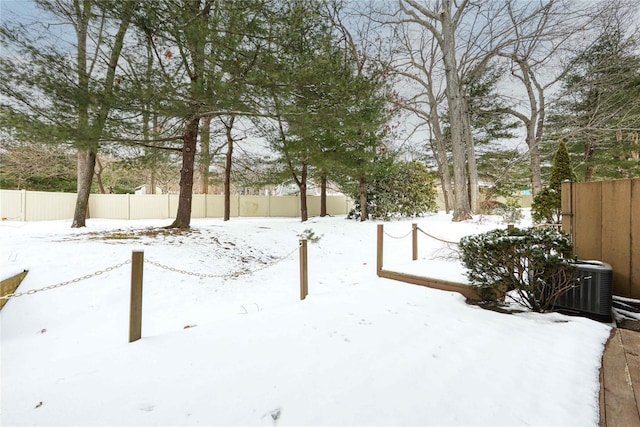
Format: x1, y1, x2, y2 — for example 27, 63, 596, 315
1, 0, 639, 228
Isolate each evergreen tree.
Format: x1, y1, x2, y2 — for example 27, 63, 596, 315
263, 0, 391, 222
0, 1, 139, 227
531, 139, 576, 224
348, 158, 437, 220
549, 27, 640, 181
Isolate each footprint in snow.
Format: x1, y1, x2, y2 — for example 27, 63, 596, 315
262, 407, 282, 425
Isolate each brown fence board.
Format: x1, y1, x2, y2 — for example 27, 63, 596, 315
561, 181, 574, 235
601, 180, 632, 297
562, 178, 639, 299
574, 181, 603, 260
632, 180, 640, 299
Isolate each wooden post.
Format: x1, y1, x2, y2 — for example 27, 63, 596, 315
377, 224, 384, 275
561, 180, 573, 239
412, 223, 418, 261
299, 240, 308, 300
129, 250, 144, 343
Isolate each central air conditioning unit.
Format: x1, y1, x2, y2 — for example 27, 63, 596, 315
554, 260, 613, 322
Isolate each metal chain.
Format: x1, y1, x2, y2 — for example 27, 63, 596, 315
146, 246, 299, 280
383, 229, 413, 239
146, 259, 229, 279
0, 259, 132, 300
417, 227, 459, 245
2, 245, 302, 300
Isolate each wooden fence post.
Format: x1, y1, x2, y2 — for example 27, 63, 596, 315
129, 250, 144, 343
299, 240, 308, 300
412, 223, 418, 261
377, 224, 384, 275
561, 180, 573, 239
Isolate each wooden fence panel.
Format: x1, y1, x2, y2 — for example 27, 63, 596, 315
561, 181, 573, 235
563, 178, 639, 299
574, 181, 603, 261
601, 180, 632, 297
632, 180, 640, 299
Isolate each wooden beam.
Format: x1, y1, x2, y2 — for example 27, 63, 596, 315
602, 329, 640, 427
378, 269, 480, 301
299, 240, 308, 300
129, 251, 144, 343
0, 270, 29, 310
621, 329, 640, 416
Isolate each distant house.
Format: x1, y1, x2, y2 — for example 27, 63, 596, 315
275, 180, 345, 197
134, 184, 164, 195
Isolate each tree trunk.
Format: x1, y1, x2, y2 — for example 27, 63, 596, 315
531, 98, 545, 196
95, 157, 106, 194
297, 162, 308, 222
584, 143, 596, 182
520, 59, 544, 196
72, 149, 96, 228
200, 116, 211, 194
461, 96, 479, 213
70, 1, 135, 227
359, 176, 368, 221
170, 116, 200, 229
431, 140, 454, 213
630, 131, 639, 160
427, 96, 454, 213
441, 174, 454, 214
441, 2, 472, 221
77, 150, 88, 193
320, 175, 327, 217
529, 129, 542, 195
224, 116, 235, 221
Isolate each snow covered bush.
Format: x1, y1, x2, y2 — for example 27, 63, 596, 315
459, 226, 577, 312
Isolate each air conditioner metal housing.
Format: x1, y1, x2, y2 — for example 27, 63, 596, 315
554, 260, 613, 322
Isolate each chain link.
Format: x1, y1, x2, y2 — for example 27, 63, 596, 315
146, 246, 299, 280
383, 229, 413, 239
0, 259, 132, 300
2, 245, 301, 300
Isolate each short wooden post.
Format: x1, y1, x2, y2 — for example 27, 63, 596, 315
412, 223, 418, 261
299, 240, 308, 300
129, 250, 144, 343
507, 224, 515, 231
377, 224, 384, 275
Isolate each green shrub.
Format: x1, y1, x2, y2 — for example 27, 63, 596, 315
496, 197, 524, 224
349, 160, 438, 220
532, 139, 576, 224
531, 187, 561, 224
459, 226, 577, 312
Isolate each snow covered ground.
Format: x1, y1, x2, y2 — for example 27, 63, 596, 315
0, 212, 612, 426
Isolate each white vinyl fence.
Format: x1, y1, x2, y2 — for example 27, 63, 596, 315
0, 189, 354, 221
